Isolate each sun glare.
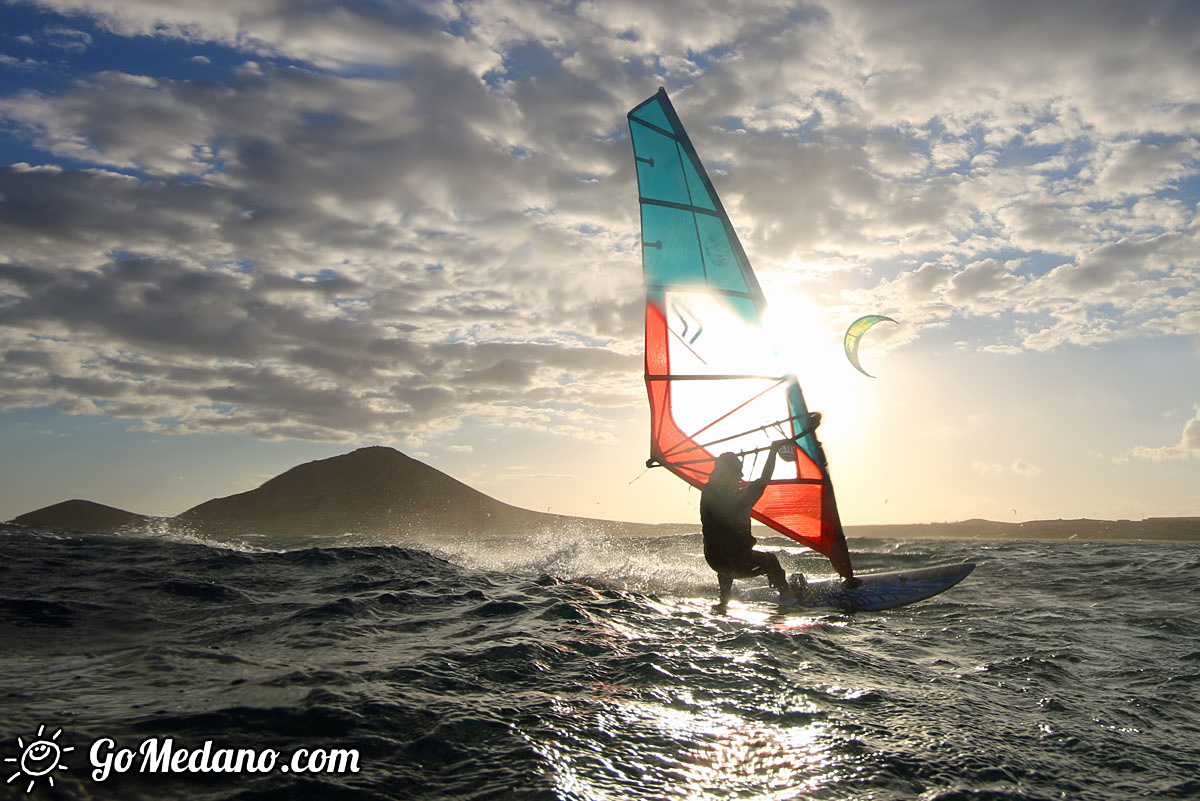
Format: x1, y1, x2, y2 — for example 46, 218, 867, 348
761, 287, 869, 450
658, 283, 876, 477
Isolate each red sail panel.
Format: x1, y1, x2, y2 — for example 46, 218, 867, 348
753, 484, 853, 579
646, 300, 854, 578
644, 301, 712, 487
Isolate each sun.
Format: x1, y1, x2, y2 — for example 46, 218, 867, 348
762, 290, 866, 419
4, 725, 74, 794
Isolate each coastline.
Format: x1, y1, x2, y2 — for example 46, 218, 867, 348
845, 517, 1200, 543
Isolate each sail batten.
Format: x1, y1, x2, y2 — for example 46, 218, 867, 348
639, 197, 725, 216
645, 374, 787, 381
629, 87, 854, 579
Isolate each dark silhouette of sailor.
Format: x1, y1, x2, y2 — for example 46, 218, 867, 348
700, 441, 804, 610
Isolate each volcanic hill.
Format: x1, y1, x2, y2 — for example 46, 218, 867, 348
176, 446, 563, 537
11, 499, 151, 534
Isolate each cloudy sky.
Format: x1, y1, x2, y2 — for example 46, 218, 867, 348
1, 0, 1198, 527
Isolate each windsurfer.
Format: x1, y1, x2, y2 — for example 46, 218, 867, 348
701, 440, 806, 610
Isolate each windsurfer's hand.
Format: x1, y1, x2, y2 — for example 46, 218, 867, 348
771, 439, 791, 453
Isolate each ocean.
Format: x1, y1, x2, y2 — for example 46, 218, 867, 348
1, 522, 1197, 801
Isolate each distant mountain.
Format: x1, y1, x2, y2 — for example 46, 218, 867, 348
10, 447, 1200, 542
7, 446, 680, 540
10, 499, 151, 534
176, 446, 563, 537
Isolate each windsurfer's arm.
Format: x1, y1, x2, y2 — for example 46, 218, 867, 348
743, 440, 789, 502
762, 439, 793, 479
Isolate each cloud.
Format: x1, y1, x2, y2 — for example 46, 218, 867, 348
997, 203, 1095, 253
1132, 408, 1200, 461
866, 131, 929, 177
832, 0, 1200, 134
1094, 138, 1200, 198
972, 460, 1043, 477
0, 244, 639, 443
1, 0, 1199, 449
0, 54, 47, 71
28, 0, 486, 73
947, 259, 1026, 307
41, 26, 93, 52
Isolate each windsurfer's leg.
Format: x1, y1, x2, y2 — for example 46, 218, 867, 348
717, 573, 733, 606
711, 573, 734, 613
745, 551, 786, 590
746, 550, 802, 600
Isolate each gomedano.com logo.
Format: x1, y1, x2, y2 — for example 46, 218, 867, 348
90, 736, 360, 780
5, 725, 359, 793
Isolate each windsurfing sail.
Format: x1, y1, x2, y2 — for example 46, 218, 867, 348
627, 87, 853, 579
844, 314, 897, 378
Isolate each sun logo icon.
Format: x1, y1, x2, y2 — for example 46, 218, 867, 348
5, 725, 74, 794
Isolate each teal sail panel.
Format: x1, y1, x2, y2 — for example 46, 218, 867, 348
628, 90, 763, 312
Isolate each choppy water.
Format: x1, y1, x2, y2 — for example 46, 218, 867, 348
1, 522, 1198, 800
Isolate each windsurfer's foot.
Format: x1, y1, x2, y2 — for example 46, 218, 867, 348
842, 576, 863, 589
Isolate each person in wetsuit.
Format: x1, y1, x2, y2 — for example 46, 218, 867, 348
700, 440, 804, 610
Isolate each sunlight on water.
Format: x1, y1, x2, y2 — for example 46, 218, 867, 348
515, 592, 859, 799
631, 700, 836, 799
526, 695, 842, 801
722, 602, 849, 634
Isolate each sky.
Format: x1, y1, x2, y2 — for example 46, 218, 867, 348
1, 0, 1198, 527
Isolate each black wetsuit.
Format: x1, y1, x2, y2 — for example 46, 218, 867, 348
700, 468, 789, 602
